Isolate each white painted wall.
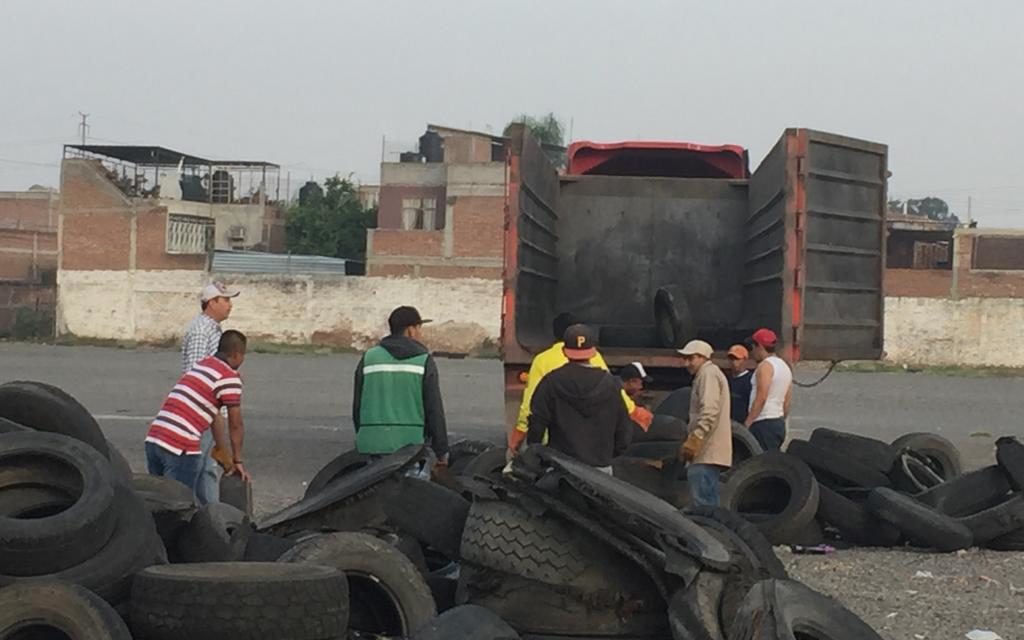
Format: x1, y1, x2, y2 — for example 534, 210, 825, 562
57, 270, 502, 354
884, 297, 1024, 367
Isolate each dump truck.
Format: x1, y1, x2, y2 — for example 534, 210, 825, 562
500, 124, 888, 427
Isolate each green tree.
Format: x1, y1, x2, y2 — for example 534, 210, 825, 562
504, 112, 565, 147
889, 196, 959, 222
285, 176, 377, 261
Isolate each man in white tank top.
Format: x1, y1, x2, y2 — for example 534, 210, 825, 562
743, 328, 793, 450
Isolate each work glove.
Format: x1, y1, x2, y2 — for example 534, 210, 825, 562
630, 406, 654, 432
680, 433, 705, 462
211, 445, 235, 473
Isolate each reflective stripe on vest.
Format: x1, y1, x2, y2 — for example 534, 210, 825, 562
357, 346, 429, 455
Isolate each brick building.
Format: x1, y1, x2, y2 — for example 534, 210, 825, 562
0, 187, 59, 336
366, 125, 508, 279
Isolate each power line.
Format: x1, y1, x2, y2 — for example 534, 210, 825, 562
0, 158, 59, 168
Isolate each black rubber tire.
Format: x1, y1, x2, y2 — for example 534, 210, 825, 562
720, 452, 820, 545
786, 439, 890, 489
0, 431, 117, 575
866, 487, 972, 552
683, 506, 787, 638
279, 531, 436, 637
460, 500, 593, 585
241, 532, 297, 561
732, 421, 763, 466
809, 428, 898, 475
0, 417, 28, 433
817, 485, 901, 546
958, 494, 1024, 545
413, 604, 520, 640
0, 581, 132, 639
655, 387, 692, 420
383, 477, 471, 559
106, 441, 134, 485
731, 579, 884, 640
891, 432, 962, 480
0, 483, 166, 604
915, 465, 1011, 517
684, 506, 786, 578
450, 439, 499, 476
131, 562, 349, 640
668, 571, 725, 640
176, 503, 250, 563
790, 518, 825, 546
0, 485, 70, 517
636, 414, 687, 442
461, 447, 508, 480
131, 473, 196, 559
889, 451, 945, 493
0, 381, 109, 457
995, 436, 1024, 491
654, 286, 695, 349
987, 526, 1024, 551
303, 449, 372, 498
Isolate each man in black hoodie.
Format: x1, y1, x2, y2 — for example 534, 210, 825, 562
353, 306, 449, 476
527, 324, 632, 471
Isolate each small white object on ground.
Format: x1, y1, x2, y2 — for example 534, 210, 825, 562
965, 631, 1002, 640
914, 571, 935, 579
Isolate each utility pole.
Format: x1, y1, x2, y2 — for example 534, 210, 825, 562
967, 196, 972, 225
77, 112, 90, 145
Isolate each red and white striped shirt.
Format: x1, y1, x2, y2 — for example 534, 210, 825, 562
145, 356, 242, 455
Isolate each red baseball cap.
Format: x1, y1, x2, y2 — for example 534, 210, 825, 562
750, 328, 778, 348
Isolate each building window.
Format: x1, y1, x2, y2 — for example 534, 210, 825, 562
166, 214, 214, 254
401, 198, 436, 230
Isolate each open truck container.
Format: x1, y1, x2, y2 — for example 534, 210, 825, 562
500, 124, 888, 428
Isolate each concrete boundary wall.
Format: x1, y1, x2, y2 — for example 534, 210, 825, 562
57, 270, 502, 354
883, 296, 1024, 367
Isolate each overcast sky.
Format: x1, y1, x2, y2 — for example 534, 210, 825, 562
2, 0, 1021, 226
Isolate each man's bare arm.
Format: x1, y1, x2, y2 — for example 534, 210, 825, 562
744, 364, 772, 428
226, 405, 250, 482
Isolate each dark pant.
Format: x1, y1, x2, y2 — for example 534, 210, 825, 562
750, 418, 787, 451
687, 463, 724, 507
145, 442, 202, 490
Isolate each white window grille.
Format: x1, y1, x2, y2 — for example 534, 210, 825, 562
166, 214, 214, 254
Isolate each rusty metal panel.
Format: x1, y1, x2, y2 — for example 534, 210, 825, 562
972, 236, 1024, 270
797, 130, 887, 361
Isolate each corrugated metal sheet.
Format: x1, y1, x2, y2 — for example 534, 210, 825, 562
212, 250, 359, 275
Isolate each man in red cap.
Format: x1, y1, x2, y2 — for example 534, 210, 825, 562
743, 328, 793, 450
526, 324, 632, 472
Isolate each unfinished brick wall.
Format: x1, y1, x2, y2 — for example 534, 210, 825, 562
884, 269, 952, 298
0, 192, 59, 283
952, 233, 1024, 298
451, 195, 503, 259
370, 229, 444, 256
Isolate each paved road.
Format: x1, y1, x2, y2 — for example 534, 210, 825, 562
1, 342, 1020, 513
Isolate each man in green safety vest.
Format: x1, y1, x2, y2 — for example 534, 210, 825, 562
353, 306, 449, 478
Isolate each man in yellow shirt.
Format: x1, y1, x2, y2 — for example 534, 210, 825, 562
507, 313, 652, 459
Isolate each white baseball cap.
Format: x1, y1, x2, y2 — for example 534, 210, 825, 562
677, 340, 713, 358
200, 281, 240, 302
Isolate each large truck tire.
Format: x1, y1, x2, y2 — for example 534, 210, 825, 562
106, 441, 133, 485
449, 439, 499, 475
786, 439, 890, 489
889, 451, 945, 493
817, 485, 901, 546
461, 448, 508, 480
0, 432, 117, 575
891, 432, 962, 480
131, 562, 348, 640
0, 581, 132, 640
176, 503, 249, 563
0, 381, 109, 457
995, 436, 1024, 491
0, 484, 166, 605
732, 421, 763, 466
654, 387, 691, 420
383, 477, 470, 559
654, 287, 695, 349
987, 526, 1024, 551
958, 494, 1024, 545
731, 579, 883, 640
808, 428, 898, 475
412, 604, 520, 640
721, 452, 820, 545
668, 571, 725, 640
683, 505, 786, 578
866, 487, 972, 552
304, 449, 372, 498
279, 531, 435, 637
915, 465, 1011, 517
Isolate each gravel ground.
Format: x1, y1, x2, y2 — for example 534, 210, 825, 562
1, 342, 1022, 638
787, 547, 1024, 640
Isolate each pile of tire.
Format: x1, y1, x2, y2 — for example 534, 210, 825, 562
720, 426, 1024, 552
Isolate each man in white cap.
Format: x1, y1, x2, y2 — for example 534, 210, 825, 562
182, 281, 241, 504
677, 340, 732, 506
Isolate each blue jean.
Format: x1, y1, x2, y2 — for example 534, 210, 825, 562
194, 429, 223, 506
687, 463, 723, 507
750, 418, 787, 451
146, 442, 202, 491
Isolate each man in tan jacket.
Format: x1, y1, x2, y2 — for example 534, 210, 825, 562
677, 340, 732, 506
